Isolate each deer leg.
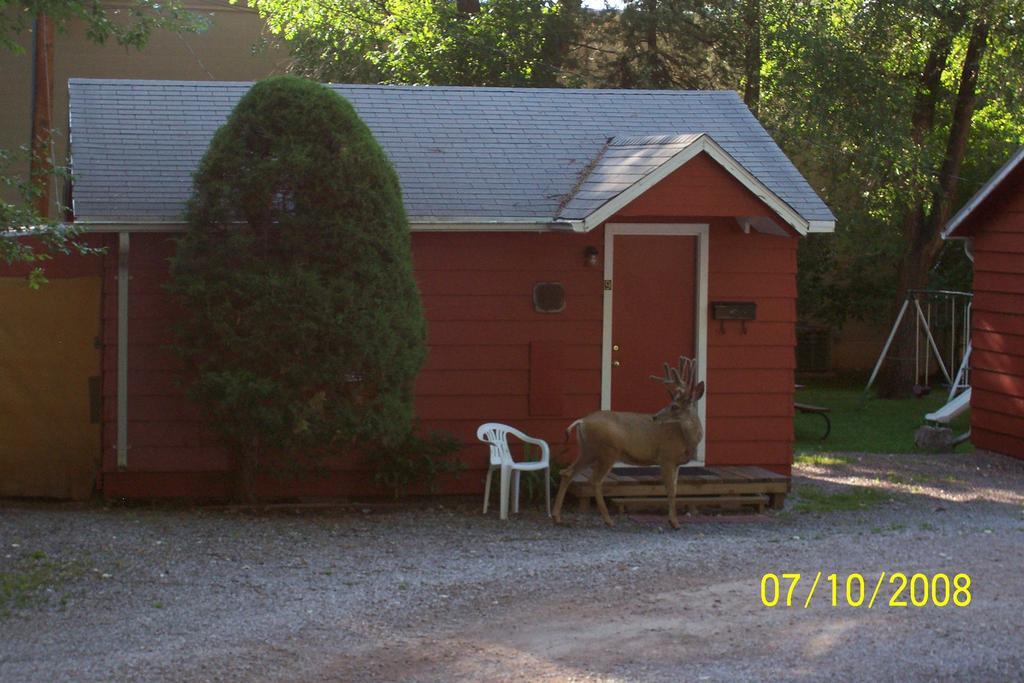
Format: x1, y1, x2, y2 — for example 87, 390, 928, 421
661, 464, 681, 530
552, 432, 596, 524
552, 446, 599, 524
591, 457, 617, 527
552, 462, 580, 524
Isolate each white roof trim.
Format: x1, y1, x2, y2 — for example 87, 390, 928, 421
1, 224, 71, 238
738, 215, 790, 236
71, 220, 581, 233
73, 221, 187, 233
574, 134, 814, 235
943, 146, 1024, 240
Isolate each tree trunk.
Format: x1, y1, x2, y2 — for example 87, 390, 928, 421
642, 0, 670, 87
924, 19, 989, 238
910, 33, 955, 144
876, 31, 954, 397
876, 17, 989, 398
742, 0, 761, 115
536, 0, 581, 86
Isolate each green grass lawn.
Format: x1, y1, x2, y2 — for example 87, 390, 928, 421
791, 485, 889, 512
794, 376, 971, 454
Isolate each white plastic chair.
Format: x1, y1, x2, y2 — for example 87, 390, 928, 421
477, 423, 551, 520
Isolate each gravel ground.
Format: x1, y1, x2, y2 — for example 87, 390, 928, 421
2, 450, 1023, 683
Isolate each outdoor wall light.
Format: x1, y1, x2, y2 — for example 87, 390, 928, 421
584, 245, 600, 267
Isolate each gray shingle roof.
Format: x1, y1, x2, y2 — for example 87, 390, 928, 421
558, 134, 704, 220
68, 79, 835, 228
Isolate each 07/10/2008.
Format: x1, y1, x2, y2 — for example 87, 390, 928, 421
759, 571, 972, 608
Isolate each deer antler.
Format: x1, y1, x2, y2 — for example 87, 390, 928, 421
678, 356, 703, 402
651, 356, 698, 399
650, 362, 677, 398
678, 356, 695, 390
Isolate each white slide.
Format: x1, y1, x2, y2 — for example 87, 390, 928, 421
925, 388, 972, 424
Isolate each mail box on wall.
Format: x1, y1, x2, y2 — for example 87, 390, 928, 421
712, 301, 757, 320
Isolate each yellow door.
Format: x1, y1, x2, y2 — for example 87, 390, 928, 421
0, 277, 102, 499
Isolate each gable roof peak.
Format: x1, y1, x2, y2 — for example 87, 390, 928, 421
944, 145, 1024, 239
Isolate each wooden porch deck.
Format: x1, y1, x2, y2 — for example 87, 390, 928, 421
568, 465, 790, 514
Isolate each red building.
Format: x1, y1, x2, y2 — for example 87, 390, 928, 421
943, 147, 1024, 460
0, 81, 836, 499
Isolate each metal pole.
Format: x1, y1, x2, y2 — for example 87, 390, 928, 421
914, 298, 951, 384
950, 343, 971, 401
950, 297, 956, 380
117, 232, 130, 469
924, 299, 931, 384
915, 298, 921, 385
865, 298, 909, 394
964, 302, 972, 386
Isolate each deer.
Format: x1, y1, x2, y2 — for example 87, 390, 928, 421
552, 356, 705, 530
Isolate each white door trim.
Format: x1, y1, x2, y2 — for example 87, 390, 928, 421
601, 222, 709, 462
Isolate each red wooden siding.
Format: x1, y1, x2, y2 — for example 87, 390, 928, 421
611, 169, 798, 475
92, 150, 799, 497
707, 223, 795, 474
411, 231, 605, 486
99, 234, 232, 481
1, 235, 105, 279
957, 164, 1024, 459
615, 152, 790, 230
529, 340, 566, 416
99, 230, 606, 496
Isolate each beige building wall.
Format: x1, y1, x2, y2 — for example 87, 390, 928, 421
0, 0, 290, 209
0, 2, 288, 498
0, 277, 103, 499
831, 319, 889, 372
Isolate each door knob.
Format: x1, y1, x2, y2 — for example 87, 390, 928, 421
613, 360, 621, 367
612, 345, 620, 351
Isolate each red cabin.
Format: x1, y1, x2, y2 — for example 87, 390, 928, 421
943, 147, 1024, 460
0, 80, 836, 499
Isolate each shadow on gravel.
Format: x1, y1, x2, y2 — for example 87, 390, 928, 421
791, 450, 1024, 514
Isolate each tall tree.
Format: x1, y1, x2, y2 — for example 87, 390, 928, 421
741, 0, 760, 113
595, 0, 742, 89
882, 12, 991, 396
168, 77, 427, 501
757, 0, 1023, 393
247, 0, 581, 86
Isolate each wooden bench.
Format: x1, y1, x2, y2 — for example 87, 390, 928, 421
612, 494, 769, 515
794, 402, 831, 439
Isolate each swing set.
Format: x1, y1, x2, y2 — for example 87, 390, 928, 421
864, 289, 972, 398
